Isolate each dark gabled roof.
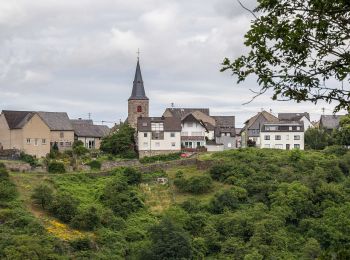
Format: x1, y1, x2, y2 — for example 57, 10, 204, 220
181, 113, 209, 132
137, 117, 182, 132
278, 112, 310, 121
213, 116, 235, 127
164, 108, 210, 119
70, 119, 93, 125
241, 111, 279, 133
129, 60, 148, 100
71, 121, 110, 138
320, 115, 343, 129
37, 112, 73, 131
2, 110, 35, 129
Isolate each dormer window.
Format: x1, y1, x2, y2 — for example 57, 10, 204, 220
137, 106, 142, 112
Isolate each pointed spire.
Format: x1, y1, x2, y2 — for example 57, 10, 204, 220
129, 59, 148, 100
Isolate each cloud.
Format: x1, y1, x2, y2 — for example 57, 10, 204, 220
0, 0, 344, 127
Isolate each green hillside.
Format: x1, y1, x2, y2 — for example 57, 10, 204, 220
2, 147, 350, 259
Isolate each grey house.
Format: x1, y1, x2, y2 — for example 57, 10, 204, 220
319, 115, 344, 131
213, 116, 236, 149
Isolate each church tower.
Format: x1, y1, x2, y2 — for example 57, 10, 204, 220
128, 58, 149, 129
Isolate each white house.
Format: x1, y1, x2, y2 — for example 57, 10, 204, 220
260, 121, 304, 150
278, 113, 313, 130
181, 114, 208, 149
137, 117, 182, 158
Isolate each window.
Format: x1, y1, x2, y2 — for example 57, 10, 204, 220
34, 138, 38, 146
221, 133, 225, 137
42, 139, 46, 145
137, 106, 142, 112
228, 143, 232, 148
170, 132, 175, 137
59, 142, 64, 146
294, 135, 301, 140
289, 126, 292, 131
275, 135, 281, 140
266, 126, 277, 131
26, 138, 31, 144
264, 144, 270, 148
264, 135, 270, 140
60, 132, 64, 138
297, 126, 301, 131
66, 142, 72, 147
88, 140, 95, 149
275, 144, 283, 149
151, 122, 164, 131
155, 142, 160, 147
197, 142, 201, 147
142, 122, 147, 127
144, 133, 148, 138
143, 142, 148, 148
294, 144, 300, 149
171, 142, 176, 147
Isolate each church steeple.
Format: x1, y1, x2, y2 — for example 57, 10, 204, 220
129, 59, 148, 100
127, 56, 149, 129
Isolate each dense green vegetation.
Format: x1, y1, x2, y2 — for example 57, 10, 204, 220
4, 148, 350, 259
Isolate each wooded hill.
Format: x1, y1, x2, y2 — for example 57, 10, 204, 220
1, 147, 350, 259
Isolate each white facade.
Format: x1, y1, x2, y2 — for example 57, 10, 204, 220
138, 131, 181, 152
300, 116, 313, 130
181, 120, 207, 148
260, 131, 304, 150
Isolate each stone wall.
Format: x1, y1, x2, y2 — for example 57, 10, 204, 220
101, 159, 140, 171
139, 150, 179, 158
0, 149, 21, 160
3, 161, 32, 172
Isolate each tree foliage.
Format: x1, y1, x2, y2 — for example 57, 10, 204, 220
221, 0, 350, 112
305, 128, 332, 150
100, 123, 137, 158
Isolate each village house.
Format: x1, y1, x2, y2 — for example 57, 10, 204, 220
70, 119, 110, 149
278, 112, 313, 129
137, 117, 182, 158
260, 121, 305, 150
0, 110, 74, 157
319, 115, 343, 132
180, 113, 208, 150
240, 111, 279, 148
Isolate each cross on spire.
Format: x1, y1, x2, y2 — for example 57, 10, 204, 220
136, 48, 140, 60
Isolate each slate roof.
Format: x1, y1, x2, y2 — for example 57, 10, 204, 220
37, 112, 73, 131
2, 110, 73, 131
70, 119, 93, 125
2, 110, 34, 129
241, 111, 279, 133
71, 121, 110, 138
164, 108, 210, 119
129, 60, 148, 100
213, 116, 236, 137
278, 112, 310, 121
320, 115, 343, 129
137, 117, 182, 132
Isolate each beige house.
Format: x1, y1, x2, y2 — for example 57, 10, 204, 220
71, 119, 110, 149
0, 110, 75, 157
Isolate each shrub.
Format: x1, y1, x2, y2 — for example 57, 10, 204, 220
0, 179, 17, 202
210, 164, 232, 181
209, 187, 248, 214
73, 140, 89, 156
0, 166, 9, 179
69, 237, 94, 251
88, 160, 101, 170
174, 175, 213, 194
123, 167, 142, 185
139, 153, 181, 164
48, 161, 66, 173
20, 152, 38, 167
31, 184, 54, 210
49, 192, 79, 223
71, 206, 101, 231
323, 145, 348, 156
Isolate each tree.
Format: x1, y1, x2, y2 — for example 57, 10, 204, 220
123, 167, 142, 185
209, 186, 247, 214
305, 128, 332, 150
49, 192, 79, 223
100, 123, 137, 158
144, 218, 193, 260
221, 0, 350, 112
31, 184, 54, 210
334, 115, 350, 146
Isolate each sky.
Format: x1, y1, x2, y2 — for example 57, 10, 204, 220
0, 0, 344, 127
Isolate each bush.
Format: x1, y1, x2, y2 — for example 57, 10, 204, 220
49, 192, 79, 223
48, 161, 66, 173
123, 167, 142, 185
20, 152, 38, 167
88, 160, 101, 170
209, 187, 248, 214
323, 145, 348, 156
73, 140, 89, 156
31, 184, 54, 210
139, 153, 181, 164
71, 206, 101, 231
0, 179, 17, 202
174, 175, 213, 194
0, 166, 9, 179
210, 164, 232, 181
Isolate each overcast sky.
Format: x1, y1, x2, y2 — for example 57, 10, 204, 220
0, 0, 344, 127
